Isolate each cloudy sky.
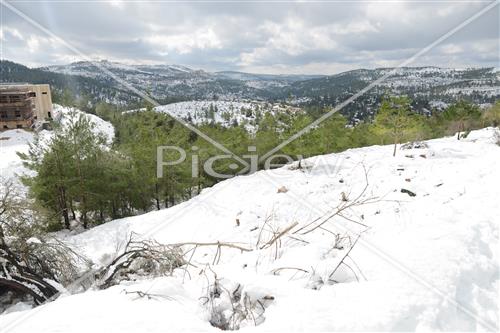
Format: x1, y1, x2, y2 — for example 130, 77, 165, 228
0, 1, 498, 74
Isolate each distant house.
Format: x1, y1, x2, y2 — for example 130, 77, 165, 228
0, 83, 53, 130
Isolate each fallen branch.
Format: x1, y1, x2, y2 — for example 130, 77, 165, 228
271, 267, 309, 275
260, 222, 298, 250
171, 241, 252, 253
122, 289, 174, 301
328, 234, 362, 281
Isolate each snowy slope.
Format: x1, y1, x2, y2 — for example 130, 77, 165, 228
152, 100, 300, 132
52, 104, 115, 145
0, 128, 499, 332
0, 130, 34, 181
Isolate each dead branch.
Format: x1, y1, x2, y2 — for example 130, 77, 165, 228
171, 241, 252, 252
98, 234, 185, 289
293, 165, 376, 235
122, 289, 174, 301
328, 233, 362, 281
271, 267, 309, 275
260, 222, 298, 250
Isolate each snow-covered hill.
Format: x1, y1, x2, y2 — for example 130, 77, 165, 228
36, 61, 499, 119
42, 60, 197, 79
1, 128, 498, 332
52, 104, 115, 144
153, 100, 301, 132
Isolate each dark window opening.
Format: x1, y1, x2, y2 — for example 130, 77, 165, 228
16, 125, 23, 129
42, 92, 48, 95
48, 112, 52, 118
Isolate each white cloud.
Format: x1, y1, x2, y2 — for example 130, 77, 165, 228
441, 43, 464, 55
27, 35, 40, 53
145, 27, 222, 55
108, 0, 125, 9
1, 2, 496, 73
0, 26, 24, 41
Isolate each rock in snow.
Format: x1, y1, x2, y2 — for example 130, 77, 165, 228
0, 126, 499, 332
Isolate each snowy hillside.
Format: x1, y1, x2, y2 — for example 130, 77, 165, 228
33, 61, 500, 120
42, 60, 197, 79
52, 104, 115, 144
154, 100, 300, 132
1, 128, 498, 331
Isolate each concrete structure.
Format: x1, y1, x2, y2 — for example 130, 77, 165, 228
0, 84, 53, 130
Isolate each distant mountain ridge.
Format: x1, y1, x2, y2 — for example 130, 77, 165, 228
1, 60, 498, 122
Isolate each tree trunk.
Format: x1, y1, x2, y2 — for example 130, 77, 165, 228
82, 211, 88, 229
111, 201, 117, 219
0, 233, 59, 305
59, 187, 70, 229
393, 142, 397, 157
155, 183, 161, 210
0, 275, 58, 305
457, 122, 463, 140
70, 200, 77, 220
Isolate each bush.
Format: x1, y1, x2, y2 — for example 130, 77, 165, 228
482, 101, 500, 127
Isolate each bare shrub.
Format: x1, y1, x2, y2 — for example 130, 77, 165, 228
201, 268, 274, 330
1, 179, 89, 305
98, 233, 185, 289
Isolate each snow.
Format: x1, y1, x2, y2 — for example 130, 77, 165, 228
53, 104, 115, 145
0, 129, 34, 181
0, 128, 499, 331
154, 100, 262, 132
151, 100, 301, 133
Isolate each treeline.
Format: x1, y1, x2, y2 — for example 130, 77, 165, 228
20, 97, 499, 230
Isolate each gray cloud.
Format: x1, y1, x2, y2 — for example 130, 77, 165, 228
0, 1, 498, 74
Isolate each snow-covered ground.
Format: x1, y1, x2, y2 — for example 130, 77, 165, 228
52, 104, 115, 145
0, 129, 35, 182
1, 127, 498, 332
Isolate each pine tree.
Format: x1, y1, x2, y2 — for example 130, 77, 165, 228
374, 96, 419, 156
20, 112, 110, 229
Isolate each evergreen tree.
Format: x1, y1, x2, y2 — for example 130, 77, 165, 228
374, 96, 420, 156
20, 112, 110, 229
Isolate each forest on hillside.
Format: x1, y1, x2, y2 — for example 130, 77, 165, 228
16, 97, 500, 231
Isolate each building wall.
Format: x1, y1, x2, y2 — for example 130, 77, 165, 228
29, 84, 53, 121
0, 84, 53, 130
0, 118, 34, 130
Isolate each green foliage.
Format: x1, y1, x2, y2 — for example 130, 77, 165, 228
482, 100, 500, 127
19, 112, 131, 229
442, 100, 482, 140
374, 95, 423, 156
